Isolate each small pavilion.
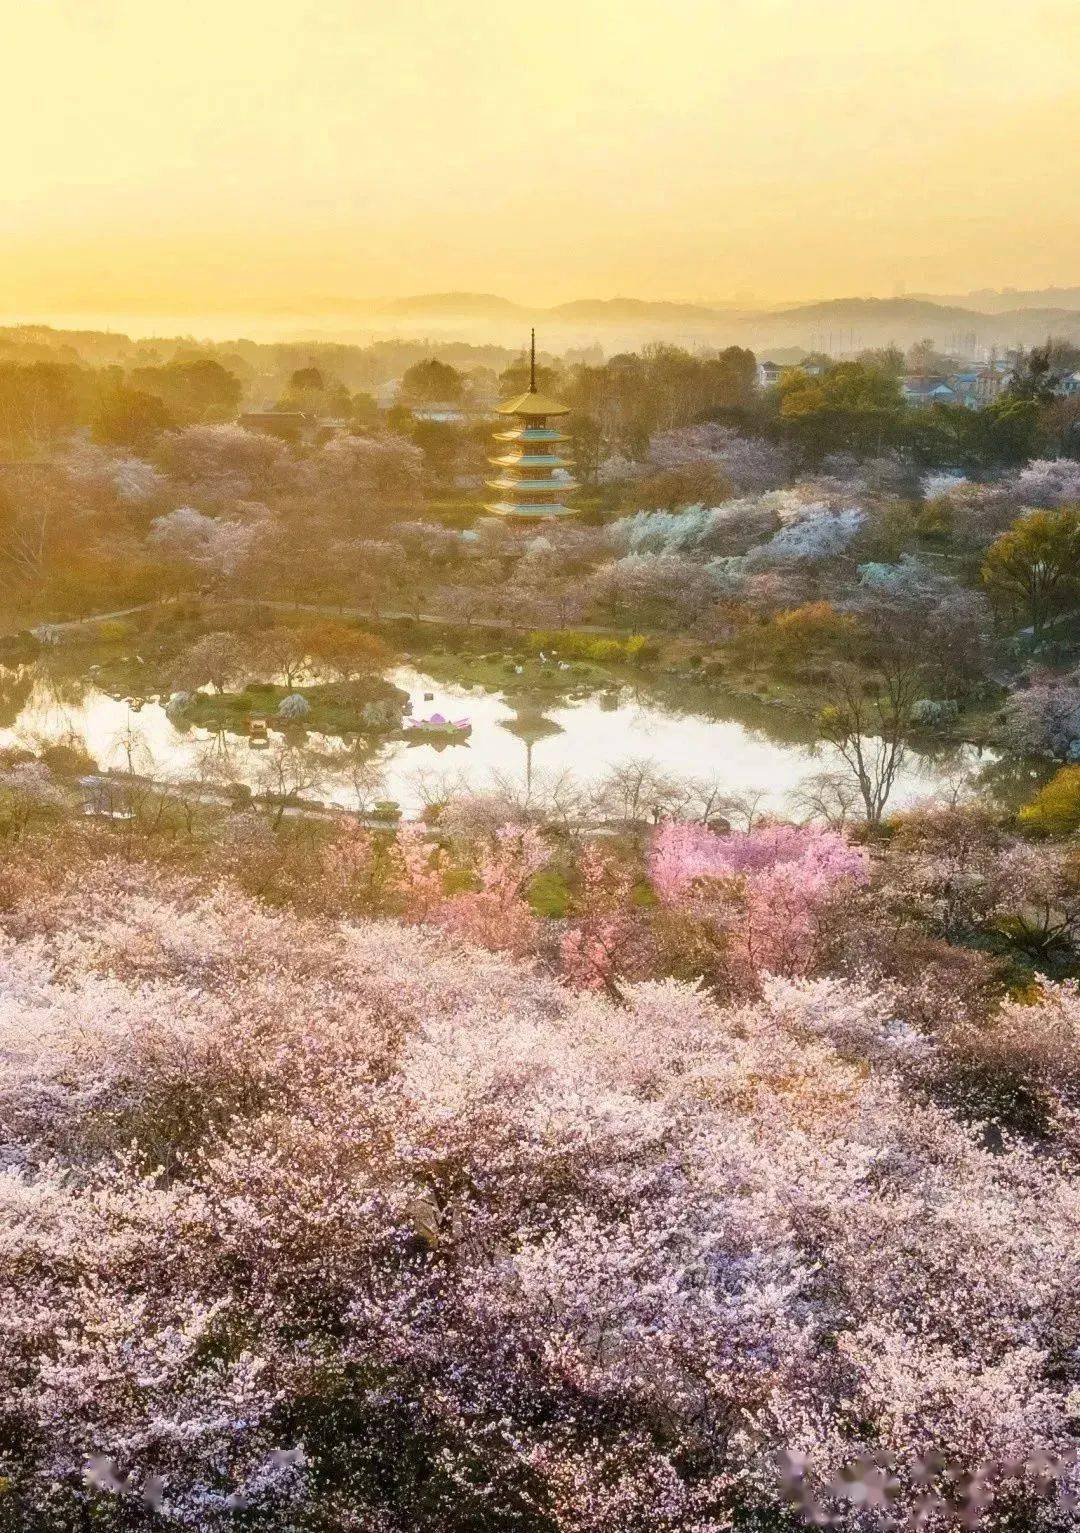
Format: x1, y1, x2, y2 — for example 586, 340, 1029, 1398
485, 331, 578, 521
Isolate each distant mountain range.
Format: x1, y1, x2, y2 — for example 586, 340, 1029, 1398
366, 290, 1080, 355
743, 298, 1080, 354
8, 287, 1080, 358
911, 286, 1080, 314
770, 297, 982, 327
376, 293, 723, 324
377, 288, 1080, 324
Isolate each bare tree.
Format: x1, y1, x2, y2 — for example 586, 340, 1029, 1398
159, 738, 244, 835
679, 774, 766, 829
0, 499, 55, 586
108, 720, 156, 778
589, 757, 685, 825
789, 768, 864, 829
474, 766, 589, 832
818, 661, 923, 827
320, 740, 387, 816
406, 764, 473, 819
254, 741, 325, 827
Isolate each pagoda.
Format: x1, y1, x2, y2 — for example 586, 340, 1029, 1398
485, 330, 578, 520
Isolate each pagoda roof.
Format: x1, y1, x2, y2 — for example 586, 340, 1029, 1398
489, 452, 573, 469
492, 426, 569, 443
487, 475, 579, 495
501, 712, 564, 744
495, 388, 571, 418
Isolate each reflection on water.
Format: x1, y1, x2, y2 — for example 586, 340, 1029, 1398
0, 662, 996, 819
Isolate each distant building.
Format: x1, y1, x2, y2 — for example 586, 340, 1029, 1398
901, 375, 957, 407
950, 370, 981, 407
411, 402, 467, 424
972, 366, 1013, 406
757, 357, 827, 390
409, 402, 496, 425
1057, 371, 1080, 398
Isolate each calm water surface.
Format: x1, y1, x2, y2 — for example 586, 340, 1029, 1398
0, 663, 995, 819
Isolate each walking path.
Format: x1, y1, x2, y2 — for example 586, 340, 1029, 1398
44, 602, 164, 633
40, 596, 656, 643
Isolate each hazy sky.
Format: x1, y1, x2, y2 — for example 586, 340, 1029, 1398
6, 0, 1079, 316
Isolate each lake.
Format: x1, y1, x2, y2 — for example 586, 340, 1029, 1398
0, 662, 996, 820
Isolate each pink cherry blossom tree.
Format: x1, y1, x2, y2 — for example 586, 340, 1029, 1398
0, 847, 1070, 1527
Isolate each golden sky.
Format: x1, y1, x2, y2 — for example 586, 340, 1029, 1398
5, 0, 1080, 318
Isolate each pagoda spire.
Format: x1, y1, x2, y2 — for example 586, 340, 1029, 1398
484, 332, 579, 522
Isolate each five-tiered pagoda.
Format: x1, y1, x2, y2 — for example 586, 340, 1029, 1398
486, 330, 578, 520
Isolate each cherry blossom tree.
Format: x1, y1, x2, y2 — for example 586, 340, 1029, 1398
0, 759, 66, 839
62, 438, 166, 503
154, 422, 301, 502
646, 422, 792, 494
558, 842, 654, 999
1002, 674, 1080, 760
589, 552, 721, 625
171, 629, 255, 695
314, 430, 423, 507
0, 852, 1074, 1528
147, 503, 268, 577
651, 819, 868, 982
611, 494, 778, 555
1014, 457, 1080, 507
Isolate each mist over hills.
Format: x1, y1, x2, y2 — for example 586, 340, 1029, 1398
549, 297, 725, 323
361, 289, 1080, 356
910, 285, 1080, 314
377, 292, 526, 320
770, 297, 981, 327
7, 285, 1080, 361
743, 296, 1080, 356
378, 286, 1080, 323
374, 293, 724, 324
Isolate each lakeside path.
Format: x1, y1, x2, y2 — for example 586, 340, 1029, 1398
42, 597, 654, 641
79, 766, 630, 832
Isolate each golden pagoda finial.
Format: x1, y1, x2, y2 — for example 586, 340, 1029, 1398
530, 327, 536, 391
